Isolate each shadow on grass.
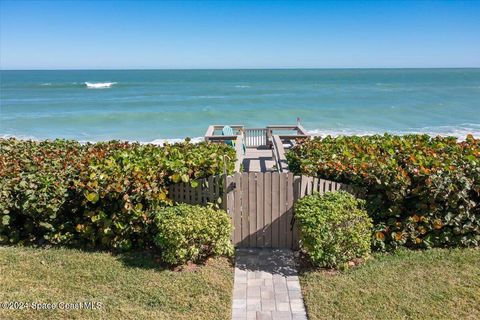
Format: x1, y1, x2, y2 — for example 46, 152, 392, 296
1, 243, 235, 272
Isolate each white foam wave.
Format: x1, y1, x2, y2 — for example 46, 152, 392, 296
85, 82, 117, 89
1, 134, 204, 146
307, 125, 480, 141
40, 82, 52, 86
235, 85, 251, 88
147, 137, 204, 145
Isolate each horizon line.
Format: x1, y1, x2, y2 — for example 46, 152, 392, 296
2, 66, 480, 71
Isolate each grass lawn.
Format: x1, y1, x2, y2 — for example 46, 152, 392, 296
0, 246, 233, 320
300, 248, 480, 320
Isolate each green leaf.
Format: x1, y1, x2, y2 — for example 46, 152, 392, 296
86, 192, 99, 204
2, 215, 10, 226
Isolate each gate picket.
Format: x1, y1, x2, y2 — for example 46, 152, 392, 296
168, 172, 357, 249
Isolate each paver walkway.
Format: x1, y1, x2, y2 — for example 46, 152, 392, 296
232, 249, 307, 320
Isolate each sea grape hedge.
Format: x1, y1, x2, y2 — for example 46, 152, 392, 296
287, 134, 480, 250
0, 138, 235, 250
154, 204, 233, 265
295, 191, 372, 268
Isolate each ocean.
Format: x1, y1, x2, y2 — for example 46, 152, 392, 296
1, 69, 479, 143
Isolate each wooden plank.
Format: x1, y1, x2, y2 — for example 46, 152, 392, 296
196, 181, 202, 204
215, 175, 221, 203
271, 172, 280, 248
248, 172, 256, 247
286, 173, 294, 249
264, 172, 272, 248
319, 179, 325, 195
184, 183, 190, 204
241, 172, 249, 247
292, 175, 301, 249
256, 172, 264, 247
234, 173, 242, 246
279, 173, 287, 247
207, 175, 214, 203
306, 176, 312, 196
299, 175, 307, 198
178, 182, 184, 204
313, 177, 318, 193
226, 175, 235, 243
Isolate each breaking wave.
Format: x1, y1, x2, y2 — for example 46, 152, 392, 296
84, 82, 117, 89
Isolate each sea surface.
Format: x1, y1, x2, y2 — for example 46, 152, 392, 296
1, 69, 479, 143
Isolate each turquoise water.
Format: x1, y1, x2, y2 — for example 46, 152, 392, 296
1, 69, 479, 142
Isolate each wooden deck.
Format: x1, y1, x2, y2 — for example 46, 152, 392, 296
242, 147, 276, 172
204, 124, 309, 173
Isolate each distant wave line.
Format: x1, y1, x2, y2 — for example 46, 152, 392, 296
85, 82, 117, 89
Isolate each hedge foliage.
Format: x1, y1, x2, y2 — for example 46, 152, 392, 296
0, 138, 235, 250
287, 134, 480, 250
154, 204, 233, 265
295, 191, 372, 268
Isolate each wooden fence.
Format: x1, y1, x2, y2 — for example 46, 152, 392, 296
168, 172, 355, 249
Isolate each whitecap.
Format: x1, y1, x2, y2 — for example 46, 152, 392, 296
85, 82, 117, 89
234, 85, 251, 88
307, 125, 480, 141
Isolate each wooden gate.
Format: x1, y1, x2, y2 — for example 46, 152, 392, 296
169, 172, 355, 249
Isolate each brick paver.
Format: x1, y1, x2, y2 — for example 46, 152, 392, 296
232, 249, 308, 320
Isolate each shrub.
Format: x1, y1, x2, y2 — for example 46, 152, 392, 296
153, 204, 233, 265
0, 138, 235, 249
295, 191, 372, 268
287, 134, 480, 250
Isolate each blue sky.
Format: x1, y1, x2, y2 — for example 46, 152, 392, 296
1, 0, 479, 69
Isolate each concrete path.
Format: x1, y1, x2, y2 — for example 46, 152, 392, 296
232, 249, 307, 320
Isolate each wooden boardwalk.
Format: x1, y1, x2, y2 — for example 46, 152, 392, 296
204, 124, 309, 173
242, 147, 276, 172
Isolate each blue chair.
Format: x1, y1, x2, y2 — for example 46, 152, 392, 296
222, 126, 246, 154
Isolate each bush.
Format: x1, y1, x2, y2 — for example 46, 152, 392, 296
295, 191, 372, 268
287, 134, 480, 250
153, 204, 233, 265
0, 138, 235, 249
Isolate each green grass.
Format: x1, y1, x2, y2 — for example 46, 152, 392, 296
300, 248, 480, 320
0, 246, 233, 320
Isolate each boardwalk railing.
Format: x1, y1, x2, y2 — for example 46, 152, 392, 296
272, 135, 289, 172
244, 128, 268, 147
169, 172, 357, 249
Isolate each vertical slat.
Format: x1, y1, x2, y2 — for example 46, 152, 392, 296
292, 176, 301, 248
271, 172, 280, 248
264, 172, 272, 248
248, 172, 256, 247
313, 177, 318, 193
208, 176, 214, 203
279, 173, 287, 247
306, 176, 312, 196
234, 173, 242, 246
256, 173, 264, 247
179, 182, 184, 203
286, 173, 294, 249
326, 180, 332, 192
196, 181, 202, 204
319, 179, 325, 195
241, 172, 249, 247
300, 175, 307, 198
215, 175, 222, 202
184, 183, 190, 204
226, 175, 235, 243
